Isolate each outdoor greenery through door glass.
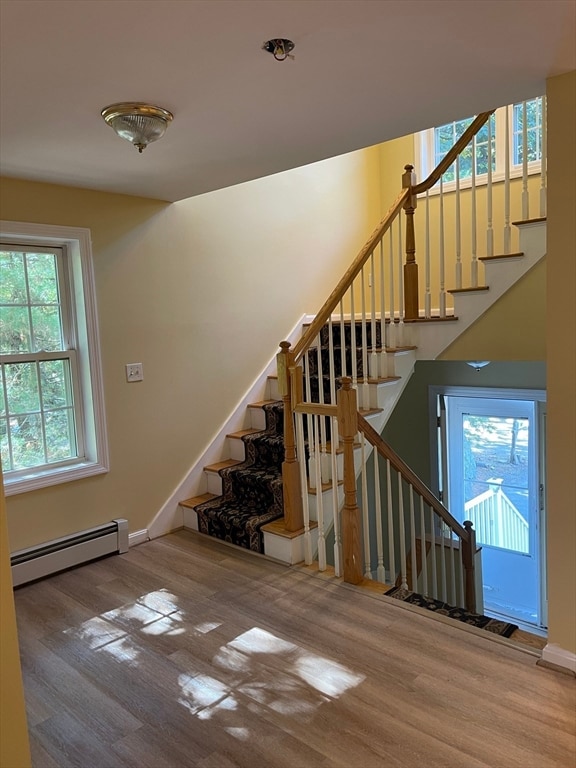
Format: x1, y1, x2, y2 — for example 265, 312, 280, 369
0, 247, 78, 472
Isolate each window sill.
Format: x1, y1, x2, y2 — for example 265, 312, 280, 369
3, 460, 109, 496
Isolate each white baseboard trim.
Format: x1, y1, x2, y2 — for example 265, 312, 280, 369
541, 642, 576, 673
129, 529, 150, 548
147, 314, 309, 540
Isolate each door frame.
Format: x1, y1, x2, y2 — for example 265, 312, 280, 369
429, 385, 547, 629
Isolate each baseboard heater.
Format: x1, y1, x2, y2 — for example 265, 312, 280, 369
10, 519, 129, 587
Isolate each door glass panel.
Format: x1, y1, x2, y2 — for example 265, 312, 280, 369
463, 415, 529, 554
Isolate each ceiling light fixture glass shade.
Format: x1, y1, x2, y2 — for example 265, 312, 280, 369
101, 103, 173, 153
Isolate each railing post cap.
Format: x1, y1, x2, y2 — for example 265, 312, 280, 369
340, 376, 352, 390
463, 520, 474, 532
404, 164, 414, 171
279, 340, 291, 351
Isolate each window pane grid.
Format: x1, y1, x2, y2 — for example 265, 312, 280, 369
434, 115, 496, 183
0, 358, 77, 471
425, 100, 543, 186
0, 242, 78, 473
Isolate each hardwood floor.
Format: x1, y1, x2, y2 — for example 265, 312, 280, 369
14, 530, 576, 768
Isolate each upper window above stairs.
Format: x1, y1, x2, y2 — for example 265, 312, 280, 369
415, 97, 544, 193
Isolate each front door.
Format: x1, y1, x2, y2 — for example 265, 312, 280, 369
443, 394, 545, 629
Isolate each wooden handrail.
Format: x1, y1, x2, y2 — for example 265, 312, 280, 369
357, 413, 468, 540
292, 187, 410, 363
412, 111, 495, 195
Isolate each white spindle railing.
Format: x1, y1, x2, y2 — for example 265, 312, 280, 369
471, 134, 478, 287
397, 215, 405, 346
439, 177, 446, 317
504, 106, 511, 253
455, 155, 462, 288
522, 101, 529, 220
388, 227, 396, 349
362, 454, 472, 607
540, 96, 547, 217
425, 190, 431, 317
487, 115, 494, 258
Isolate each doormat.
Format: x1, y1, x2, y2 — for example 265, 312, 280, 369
385, 587, 518, 638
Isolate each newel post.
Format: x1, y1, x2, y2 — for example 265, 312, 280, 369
277, 342, 304, 532
462, 520, 477, 613
337, 378, 363, 584
402, 164, 419, 320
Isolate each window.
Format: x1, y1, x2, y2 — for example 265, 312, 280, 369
0, 222, 108, 494
416, 97, 544, 190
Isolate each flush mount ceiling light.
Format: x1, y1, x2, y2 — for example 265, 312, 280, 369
101, 102, 173, 153
262, 38, 295, 61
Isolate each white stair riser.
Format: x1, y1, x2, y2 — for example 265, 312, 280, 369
205, 470, 223, 495
228, 437, 246, 461
182, 506, 199, 531
267, 377, 280, 401
249, 407, 267, 431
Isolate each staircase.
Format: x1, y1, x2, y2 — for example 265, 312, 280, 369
173, 98, 547, 614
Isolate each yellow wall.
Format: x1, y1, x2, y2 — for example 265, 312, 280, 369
0, 146, 381, 550
546, 70, 576, 655
0, 476, 31, 768
440, 259, 546, 360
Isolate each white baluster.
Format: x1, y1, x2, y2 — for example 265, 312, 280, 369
409, 487, 417, 592
440, 518, 447, 603
304, 351, 315, 488
522, 101, 529, 220
430, 506, 438, 600
339, 299, 347, 379
350, 283, 358, 389
398, 474, 407, 590
379, 240, 389, 376
314, 415, 326, 571
420, 497, 428, 596
487, 117, 494, 257
388, 228, 396, 349
458, 539, 465, 609
360, 433, 371, 579
361, 266, 369, 408
386, 459, 395, 582
295, 412, 312, 565
315, 333, 329, 482
374, 449, 385, 582
540, 96, 547, 217
425, 190, 431, 318
328, 316, 336, 406
455, 155, 462, 289
439, 177, 446, 317
397, 214, 405, 346
331, 418, 342, 576
370, 252, 379, 379
504, 106, 511, 254
449, 526, 457, 606
471, 136, 478, 287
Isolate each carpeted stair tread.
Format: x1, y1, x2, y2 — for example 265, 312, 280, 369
195, 401, 285, 553
385, 586, 519, 638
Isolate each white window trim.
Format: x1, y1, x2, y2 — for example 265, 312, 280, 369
414, 103, 543, 196
1, 221, 109, 494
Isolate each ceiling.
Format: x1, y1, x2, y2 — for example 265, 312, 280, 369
1, 0, 574, 203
